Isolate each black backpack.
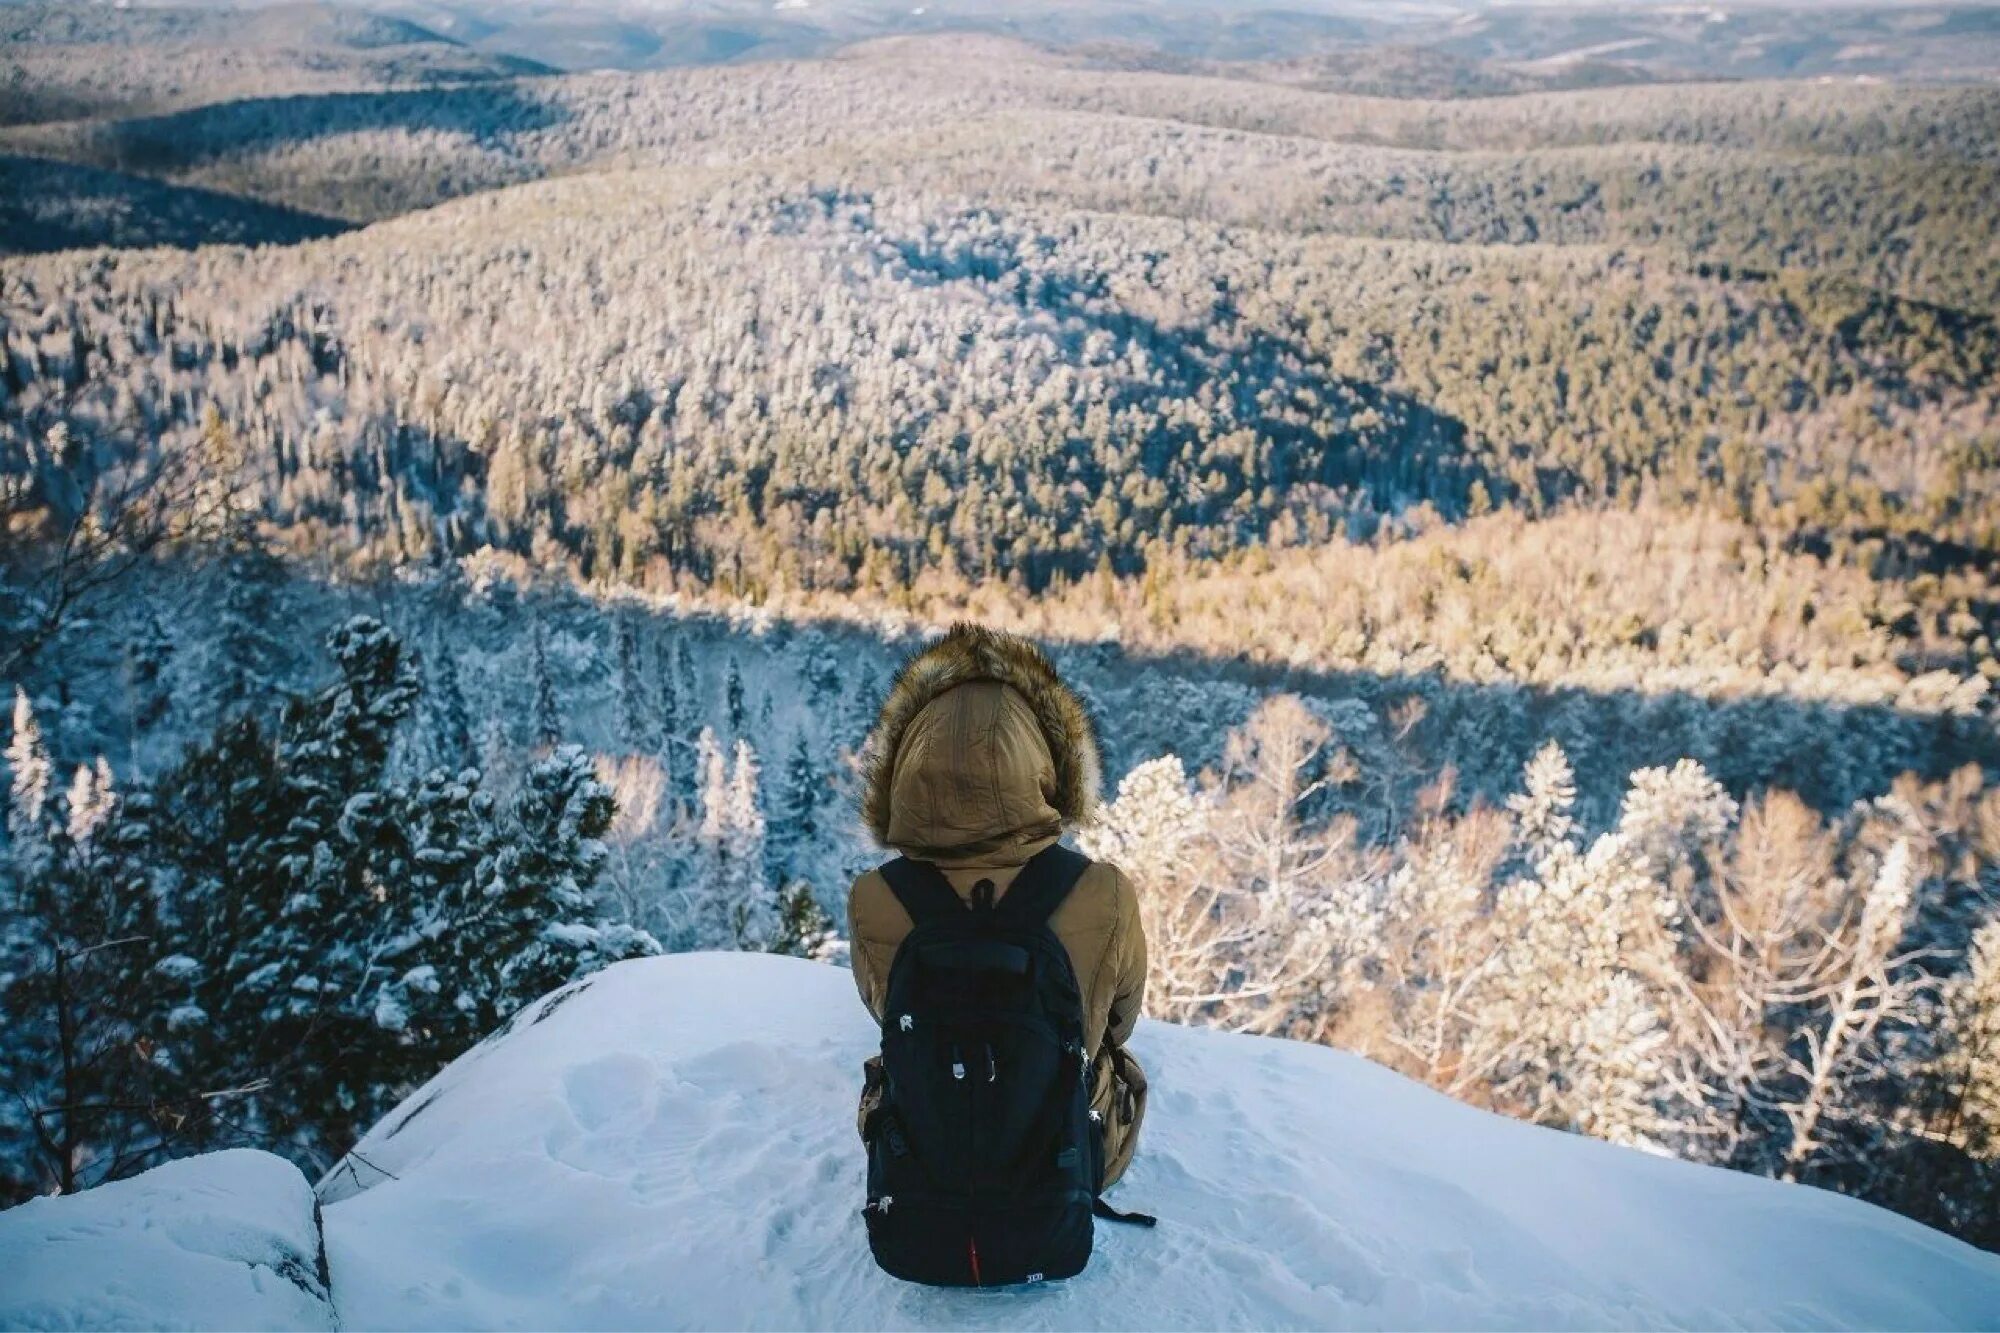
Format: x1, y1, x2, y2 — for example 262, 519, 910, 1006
860, 842, 1151, 1287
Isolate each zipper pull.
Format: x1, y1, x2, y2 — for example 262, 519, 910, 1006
951, 1043, 966, 1081
985, 1042, 997, 1083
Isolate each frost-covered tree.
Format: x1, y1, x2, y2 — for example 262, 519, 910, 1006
686, 729, 774, 948
768, 731, 822, 898
725, 656, 746, 736
2, 697, 165, 1197
5, 688, 53, 875
1507, 741, 1578, 864
1472, 829, 1681, 1148
1617, 758, 1739, 886
614, 615, 650, 751
771, 880, 837, 959
1200, 696, 1369, 1036
471, 745, 659, 1029
208, 545, 289, 723
1776, 839, 1926, 1180
673, 639, 699, 723
48, 618, 658, 1185
1375, 804, 1511, 1090
123, 612, 174, 743
379, 764, 494, 1045
530, 620, 562, 749
1934, 918, 2000, 1160
724, 739, 773, 946
1657, 790, 1845, 1167
1084, 751, 1330, 1034
425, 635, 474, 772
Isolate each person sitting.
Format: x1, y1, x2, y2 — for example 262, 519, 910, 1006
847, 623, 1148, 1195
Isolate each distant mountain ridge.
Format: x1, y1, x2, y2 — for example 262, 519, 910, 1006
0, 1, 553, 129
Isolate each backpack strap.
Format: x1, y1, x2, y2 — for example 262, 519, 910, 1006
994, 842, 1091, 930
1093, 1198, 1158, 1228
879, 856, 966, 928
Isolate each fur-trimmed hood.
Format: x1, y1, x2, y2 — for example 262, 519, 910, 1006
861, 624, 1101, 858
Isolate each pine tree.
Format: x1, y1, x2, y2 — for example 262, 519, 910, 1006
2, 697, 165, 1198
1935, 918, 2000, 1160
5, 688, 52, 877
249, 617, 422, 1150
769, 731, 822, 895
531, 620, 562, 749
674, 639, 699, 723
124, 612, 174, 742
209, 545, 288, 725
655, 637, 682, 751
427, 634, 475, 772
771, 880, 836, 959
725, 739, 773, 947
804, 643, 841, 710
469, 746, 658, 1028
653, 637, 691, 815
1507, 741, 1579, 866
1616, 758, 1739, 884
687, 728, 773, 948
380, 764, 495, 1047
123, 619, 429, 1162
614, 615, 650, 751
725, 656, 746, 735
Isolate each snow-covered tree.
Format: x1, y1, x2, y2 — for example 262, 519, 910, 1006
2, 699, 165, 1197
208, 546, 289, 724
1934, 918, 2000, 1160
1199, 696, 1369, 1036
1776, 839, 1926, 1180
1084, 750, 1332, 1035
768, 731, 823, 899
6, 688, 53, 875
123, 613, 175, 742
1656, 790, 1846, 1167
474, 745, 659, 1028
725, 656, 746, 735
530, 620, 561, 749
425, 635, 474, 772
1472, 829, 1681, 1148
686, 729, 774, 948
1507, 741, 1579, 864
614, 615, 650, 751
1375, 804, 1511, 1090
724, 739, 773, 945
1617, 758, 1739, 885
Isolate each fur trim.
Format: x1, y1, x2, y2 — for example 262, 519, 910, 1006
862, 623, 1101, 846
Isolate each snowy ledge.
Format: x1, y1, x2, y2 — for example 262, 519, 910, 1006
5, 953, 1999, 1330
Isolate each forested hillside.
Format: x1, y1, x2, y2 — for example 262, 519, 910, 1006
0, 1, 548, 127
4, 5, 1999, 1257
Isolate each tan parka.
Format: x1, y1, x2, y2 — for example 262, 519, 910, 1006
848, 624, 1148, 1188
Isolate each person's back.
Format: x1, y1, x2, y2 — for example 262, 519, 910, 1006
848, 624, 1150, 1205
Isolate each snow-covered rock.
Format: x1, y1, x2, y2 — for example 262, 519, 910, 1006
0, 1149, 335, 1331
8, 952, 2000, 1329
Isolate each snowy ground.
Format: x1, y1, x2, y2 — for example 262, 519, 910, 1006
0, 1149, 334, 1331
7, 952, 2000, 1330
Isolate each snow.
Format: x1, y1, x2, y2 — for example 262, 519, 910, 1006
0, 1149, 334, 1332
9, 952, 2000, 1330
